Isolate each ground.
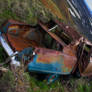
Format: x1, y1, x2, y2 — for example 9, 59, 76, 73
0, 0, 92, 92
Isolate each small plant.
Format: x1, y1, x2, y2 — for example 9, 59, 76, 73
77, 81, 91, 92
0, 70, 15, 92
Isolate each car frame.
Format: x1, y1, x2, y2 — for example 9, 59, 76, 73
0, 19, 92, 83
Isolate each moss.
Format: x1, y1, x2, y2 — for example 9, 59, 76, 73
31, 0, 51, 23
0, 0, 38, 25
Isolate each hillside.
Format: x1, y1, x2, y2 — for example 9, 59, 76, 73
0, 0, 92, 92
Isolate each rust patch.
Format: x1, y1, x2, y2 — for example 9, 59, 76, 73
38, 20, 66, 47
6, 25, 40, 51
34, 47, 77, 73
55, 20, 81, 41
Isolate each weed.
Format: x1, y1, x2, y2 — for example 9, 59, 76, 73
76, 79, 91, 92
0, 70, 15, 92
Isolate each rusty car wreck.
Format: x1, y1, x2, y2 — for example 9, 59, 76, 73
0, 19, 92, 83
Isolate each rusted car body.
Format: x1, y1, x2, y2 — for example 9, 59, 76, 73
0, 19, 92, 82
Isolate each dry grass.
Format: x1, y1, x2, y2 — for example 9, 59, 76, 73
40, 0, 65, 20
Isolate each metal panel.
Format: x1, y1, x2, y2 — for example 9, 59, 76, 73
28, 48, 77, 75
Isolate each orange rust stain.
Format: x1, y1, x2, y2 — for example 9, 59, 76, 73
8, 25, 19, 29
7, 34, 38, 51
64, 49, 75, 56
63, 45, 77, 57
60, 53, 77, 72
63, 68, 68, 72
63, 45, 77, 71
63, 56, 76, 69
37, 54, 62, 64
7, 25, 39, 51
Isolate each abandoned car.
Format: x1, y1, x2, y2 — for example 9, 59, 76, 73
0, 19, 92, 83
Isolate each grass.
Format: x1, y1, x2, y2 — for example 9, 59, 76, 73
27, 74, 65, 92
0, 0, 91, 92
0, 10, 19, 20
77, 84, 91, 92
68, 78, 92, 92
22, 73, 92, 92
0, 0, 38, 25
0, 46, 92, 92
0, 70, 15, 92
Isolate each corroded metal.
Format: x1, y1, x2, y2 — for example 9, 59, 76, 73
2, 20, 41, 51
38, 20, 66, 47
28, 47, 77, 74
55, 20, 81, 41
1, 19, 92, 77
77, 39, 92, 76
